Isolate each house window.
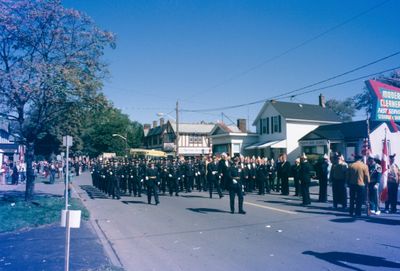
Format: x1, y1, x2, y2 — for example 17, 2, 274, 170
262, 118, 269, 134
189, 135, 202, 145
259, 119, 263, 135
270, 115, 281, 133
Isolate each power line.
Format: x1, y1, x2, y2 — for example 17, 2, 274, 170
278, 66, 400, 100
182, 51, 400, 112
270, 50, 400, 100
185, 0, 391, 100
181, 65, 400, 112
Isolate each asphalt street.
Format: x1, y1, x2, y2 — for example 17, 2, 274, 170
74, 173, 400, 271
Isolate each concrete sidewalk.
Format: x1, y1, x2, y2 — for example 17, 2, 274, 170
0, 173, 122, 271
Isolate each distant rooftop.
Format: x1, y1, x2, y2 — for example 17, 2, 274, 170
253, 100, 341, 125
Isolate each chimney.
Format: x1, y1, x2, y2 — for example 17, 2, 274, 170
143, 124, 151, 130
319, 94, 326, 108
237, 119, 247, 133
160, 118, 165, 126
153, 120, 157, 128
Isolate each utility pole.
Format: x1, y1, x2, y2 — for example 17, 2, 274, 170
176, 100, 179, 156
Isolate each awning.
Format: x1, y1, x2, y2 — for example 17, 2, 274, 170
245, 140, 287, 150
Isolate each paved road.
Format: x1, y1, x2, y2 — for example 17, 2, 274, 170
74, 173, 400, 271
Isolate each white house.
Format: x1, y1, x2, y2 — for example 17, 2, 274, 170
209, 120, 258, 157
247, 98, 341, 162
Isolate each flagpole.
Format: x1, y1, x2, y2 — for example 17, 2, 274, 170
365, 113, 371, 216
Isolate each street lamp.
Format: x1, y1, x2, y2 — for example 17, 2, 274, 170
157, 100, 179, 156
112, 133, 128, 156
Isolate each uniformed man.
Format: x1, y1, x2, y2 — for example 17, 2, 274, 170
279, 154, 291, 196
385, 154, 399, 213
145, 161, 160, 205
227, 157, 246, 214
167, 159, 179, 196
330, 154, 347, 209
299, 153, 312, 206
256, 158, 268, 195
367, 155, 381, 215
218, 153, 229, 191
184, 158, 195, 193
207, 156, 223, 199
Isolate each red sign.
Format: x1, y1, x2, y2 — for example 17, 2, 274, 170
366, 79, 400, 132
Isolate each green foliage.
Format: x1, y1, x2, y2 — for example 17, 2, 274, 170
81, 102, 143, 157
0, 196, 89, 233
325, 98, 355, 122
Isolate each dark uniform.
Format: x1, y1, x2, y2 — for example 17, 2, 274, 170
167, 160, 180, 196
185, 159, 194, 193
207, 158, 223, 198
145, 163, 160, 205
279, 159, 291, 195
257, 161, 268, 195
227, 159, 246, 214
299, 157, 312, 205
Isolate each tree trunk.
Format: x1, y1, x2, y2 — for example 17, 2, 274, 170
25, 142, 35, 201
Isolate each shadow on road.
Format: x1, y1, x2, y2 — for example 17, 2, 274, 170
186, 208, 230, 214
330, 216, 400, 226
180, 194, 209, 199
80, 185, 109, 199
121, 200, 147, 205
302, 250, 400, 271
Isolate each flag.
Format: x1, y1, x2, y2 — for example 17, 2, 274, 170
379, 137, 388, 202
361, 137, 372, 157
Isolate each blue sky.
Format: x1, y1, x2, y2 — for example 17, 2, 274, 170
64, 0, 400, 129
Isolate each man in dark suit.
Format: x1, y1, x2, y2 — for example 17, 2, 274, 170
145, 161, 160, 205
228, 157, 246, 214
279, 154, 291, 195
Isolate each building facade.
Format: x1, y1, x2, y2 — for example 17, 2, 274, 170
247, 98, 341, 162
143, 119, 214, 156
299, 120, 400, 165
210, 120, 258, 157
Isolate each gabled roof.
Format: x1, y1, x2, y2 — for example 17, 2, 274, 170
300, 120, 400, 141
210, 122, 243, 135
169, 121, 214, 134
253, 101, 341, 125
145, 123, 168, 137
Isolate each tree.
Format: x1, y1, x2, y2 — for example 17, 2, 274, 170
81, 101, 143, 157
0, 0, 115, 200
325, 98, 355, 122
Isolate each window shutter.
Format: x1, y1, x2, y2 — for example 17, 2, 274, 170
278, 115, 282, 133
260, 119, 263, 135
266, 117, 270, 134
271, 117, 274, 134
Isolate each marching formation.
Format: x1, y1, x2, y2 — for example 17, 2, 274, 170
90, 151, 400, 216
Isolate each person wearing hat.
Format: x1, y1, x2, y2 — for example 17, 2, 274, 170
299, 153, 312, 205
227, 156, 246, 214
367, 155, 382, 215
346, 154, 370, 217
145, 161, 160, 205
330, 154, 348, 209
206, 156, 223, 199
218, 152, 229, 191
316, 154, 331, 202
279, 153, 291, 196
291, 158, 301, 197
167, 158, 179, 197
385, 154, 399, 214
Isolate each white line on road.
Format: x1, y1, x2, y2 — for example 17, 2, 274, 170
244, 201, 297, 215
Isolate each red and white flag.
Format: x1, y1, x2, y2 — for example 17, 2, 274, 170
379, 137, 389, 202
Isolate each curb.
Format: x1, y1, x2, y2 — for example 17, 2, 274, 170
71, 176, 124, 270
